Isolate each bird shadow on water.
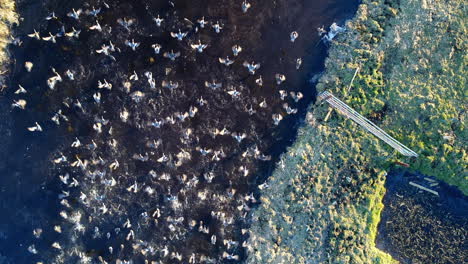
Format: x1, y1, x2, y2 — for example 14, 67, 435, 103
0, 0, 358, 263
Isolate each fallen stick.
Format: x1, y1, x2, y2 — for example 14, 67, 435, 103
347, 66, 360, 93
409, 181, 439, 196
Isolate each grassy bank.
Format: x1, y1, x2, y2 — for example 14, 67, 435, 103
247, 0, 466, 263
0, 0, 17, 84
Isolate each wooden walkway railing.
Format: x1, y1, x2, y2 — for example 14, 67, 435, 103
319, 91, 418, 157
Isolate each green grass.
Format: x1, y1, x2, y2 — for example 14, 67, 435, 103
247, 0, 466, 263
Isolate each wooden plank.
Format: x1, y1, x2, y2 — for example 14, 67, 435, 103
409, 181, 439, 196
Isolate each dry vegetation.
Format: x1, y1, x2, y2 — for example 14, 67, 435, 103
0, 0, 17, 85
247, 0, 466, 263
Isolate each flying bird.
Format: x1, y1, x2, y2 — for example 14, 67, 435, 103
171, 29, 188, 41
67, 8, 82, 20
290, 31, 299, 42
191, 40, 208, 53
243, 61, 261, 75
242, 1, 251, 13
27, 122, 43, 132
232, 45, 242, 56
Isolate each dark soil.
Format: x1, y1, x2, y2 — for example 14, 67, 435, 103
377, 169, 468, 264
0, 0, 358, 263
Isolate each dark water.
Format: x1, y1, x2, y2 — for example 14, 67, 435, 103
377, 170, 468, 263
0, 0, 358, 263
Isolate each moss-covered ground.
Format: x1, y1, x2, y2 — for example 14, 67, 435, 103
247, 0, 466, 263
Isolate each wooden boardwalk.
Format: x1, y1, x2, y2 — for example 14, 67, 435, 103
319, 91, 418, 157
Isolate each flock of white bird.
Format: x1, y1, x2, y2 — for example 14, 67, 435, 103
8, 0, 342, 263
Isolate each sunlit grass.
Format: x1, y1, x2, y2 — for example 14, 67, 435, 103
0, 0, 18, 71
248, 0, 466, 263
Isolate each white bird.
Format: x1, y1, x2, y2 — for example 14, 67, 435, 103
66, 69, 74, 80
27, 29, 40, 40
120, 108, 130, 123
246, 105, 256, 115
130, 71, 139, 81
9, 36, 22, 46
71, 138, 81, 148
232, 132, 246, 143
47, 68, 63, 89
243, 61, 260, 75
198, 96, 208, 106
98, 79, 112, 90
259, 99, 267, 108
109, 160, 119, 170
219, 56, 234, 66
205, 80, 222, 90
223, 252, 239, 260
45, 12, 57, 20
28, 244, 38, 254
324, 22, 345, 41
153, 15, 164, 27
163, 50, 181, 61
198, 147, 212, 156
227, 89, 241, 98
317, 25, 327, 36
214, 127, 230, 136
96, 44, 111, 55
125, 39, 140, 51
42, 32, 57, 43
290, 91, 303, 102
176, 112, 189, 122
64, 27, 81, 38
197, 16, 208, 28
86, 6, 101, 17
67, 8, 82, 20
239, 166, 249, 177
93, 92, 101, 103
149, 119, 163, 128
255, 76, 263, 86
27, 122, 42, 132
296, 58, 302, 69
191, 40, 208, 53
157, 154, 169, 163
275, 73, 286, 84
171, 29, 187, 41
189, 106, 198, 117
12, 99, 26, 109
272, 113, 283, 125
59, 173, 69, 185
93, 122, 102, 133
51, 242, 62, 250
148, 78, 155, 89
232, 45, 242, 56
53, 154, 67, 164
56, 26, 66, 38
242, 1, 251, 13
283, 103, 298, 114
162, 80, 179, 90
117, 18, 135, 31
212, 21, 222, 33
126, 181, 138, 193
89, 20, 102, 31
279, 90, 287, 100
51, 113, 60, 125
290, 31, 299, 42
151, 44, 162, 54
15, 85, 27, 94
24, 61, 33, 72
